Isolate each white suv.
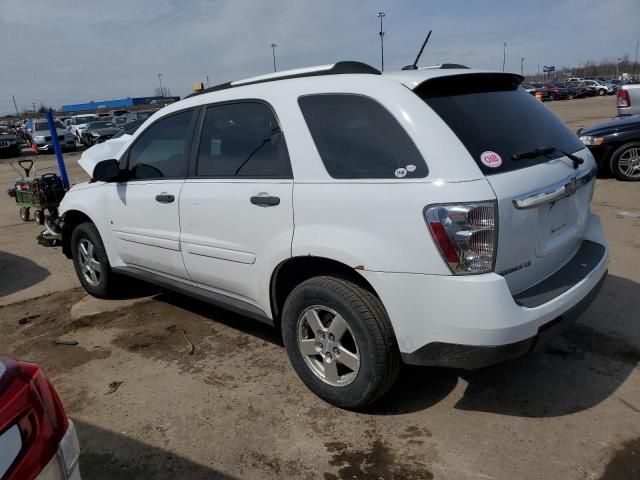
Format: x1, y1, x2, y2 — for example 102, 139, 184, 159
56, 62, 608, 408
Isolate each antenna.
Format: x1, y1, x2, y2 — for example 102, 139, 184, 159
402, 30, 432, 70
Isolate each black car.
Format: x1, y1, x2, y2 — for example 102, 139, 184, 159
81, 120, 121, 146
578, 115, 640, 181
0, 126, 21, 158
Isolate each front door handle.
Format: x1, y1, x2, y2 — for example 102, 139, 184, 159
250, 195, 280, 207
155, 193, 175, 204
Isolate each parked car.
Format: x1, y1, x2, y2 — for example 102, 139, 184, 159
80, 120, 121, 146
617, 84, 640, 116
31, 120, 77, 152
109, 109, 129, 117
125, 110, 156, 123
0, 355, 81, 479
579, 79, 612, 96
54, 62, 608, 408
578, 115, 640, 180
69, 114, 99, 142
603, 79, 621, 94
555, 82, 591, 99
0, 125, 22, 158
540, 83, 569, 100
523, 83, 550, 100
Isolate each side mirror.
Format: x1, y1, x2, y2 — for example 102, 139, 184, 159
93, 159, 121, 182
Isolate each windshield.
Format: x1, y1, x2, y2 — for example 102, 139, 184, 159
135, 112, 153, 120
87, 121, 113, 130
76, 116, 97, 124
417, 73, 584, 174
35, 121, 64, 131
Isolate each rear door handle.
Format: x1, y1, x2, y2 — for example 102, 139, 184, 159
155, 194, 175, 203
250, 195, 280, 207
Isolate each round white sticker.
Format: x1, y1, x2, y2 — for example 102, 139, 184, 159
395, 168, 407, 178
406, 164, 417, 172
480, 151, 502, 168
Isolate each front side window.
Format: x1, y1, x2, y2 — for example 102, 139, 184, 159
126, 110, 193, 180
298, 94, 427, 179
196, 102, 291, 178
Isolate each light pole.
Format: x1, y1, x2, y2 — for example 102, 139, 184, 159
378, 12, 386, 72
271, 43, 277, 72
520, 57, 524, 76
636, 40, 639, 72
32, 102, 36, 114
502, 42, 507, 72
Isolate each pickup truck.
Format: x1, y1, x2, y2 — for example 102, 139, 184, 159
617, 84, 640, 116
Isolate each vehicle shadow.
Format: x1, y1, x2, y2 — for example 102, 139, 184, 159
74, 420, 237, 480
372, 274, 640, 417
0, 250, 50, 298
153, 291, 283, 347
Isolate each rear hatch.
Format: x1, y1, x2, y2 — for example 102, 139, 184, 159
417, 73, 596, 294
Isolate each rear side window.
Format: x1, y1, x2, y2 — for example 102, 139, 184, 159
196, 102, 291, 178
417, 74, 584, 174
298, 94, 427, 179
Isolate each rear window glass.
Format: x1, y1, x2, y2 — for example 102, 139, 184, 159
298, 94, 427, 179
417, 74, 584, 174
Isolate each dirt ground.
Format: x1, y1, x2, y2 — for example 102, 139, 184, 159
1, 95, 639, 479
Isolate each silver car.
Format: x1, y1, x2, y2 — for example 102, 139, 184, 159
31, 120, 77, 152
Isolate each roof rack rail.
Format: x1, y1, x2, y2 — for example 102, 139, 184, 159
187, 61, 380, 98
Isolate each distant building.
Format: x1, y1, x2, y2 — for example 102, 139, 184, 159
61, 96, 180, 113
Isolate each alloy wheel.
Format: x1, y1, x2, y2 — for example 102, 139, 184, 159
297, 306, 360, 387
77, 238, 102, 286
618, 147, 640, 179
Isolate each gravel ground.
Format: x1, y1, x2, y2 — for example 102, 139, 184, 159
0, 95, 638, 480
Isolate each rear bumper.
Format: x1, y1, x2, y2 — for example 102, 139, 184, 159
401, 270, 606, 369
360, 213, 608, 368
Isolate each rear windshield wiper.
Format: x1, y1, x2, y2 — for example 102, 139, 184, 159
512, 147, 584, 169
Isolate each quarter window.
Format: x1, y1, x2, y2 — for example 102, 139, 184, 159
298, 94, 427, 179
196, 102, 291, 178
127, 110, 194, 180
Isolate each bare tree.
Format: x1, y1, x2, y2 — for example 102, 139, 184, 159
154, 86, 172, 97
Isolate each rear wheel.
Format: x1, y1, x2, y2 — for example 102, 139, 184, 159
610, 142, 640, 181
71, 222, 119, 298
281, 276, 400, 409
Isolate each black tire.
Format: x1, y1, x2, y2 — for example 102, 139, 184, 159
71, 222, 119, 298
19, 207, 29, 222
281, 276, 400, 409
34, 209, 44, 225
610, 142, 640, 181
597, 89, 606, 96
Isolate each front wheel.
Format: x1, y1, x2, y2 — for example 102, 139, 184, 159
610, 142, 640, 181
598, 89, 606, 96
71, 222, 119, 298
281, 276, 400, 409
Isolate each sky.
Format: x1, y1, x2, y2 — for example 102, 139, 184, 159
0, 0, 638, 114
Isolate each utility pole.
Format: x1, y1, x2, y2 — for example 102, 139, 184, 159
520, 57, 524, 76
502, 42, 507, 72
378, 11, 386, 72
32, 103, 36, 114
636, 40, 639, 72
157, 73, 164, 97
271, 43, 277, 72
206, 75, 210, 88
11, 95, 19, 118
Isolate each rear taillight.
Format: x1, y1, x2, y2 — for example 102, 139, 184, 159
0, 358, 75, 480
617, 89, 630, 108
425, 202, 498, 274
